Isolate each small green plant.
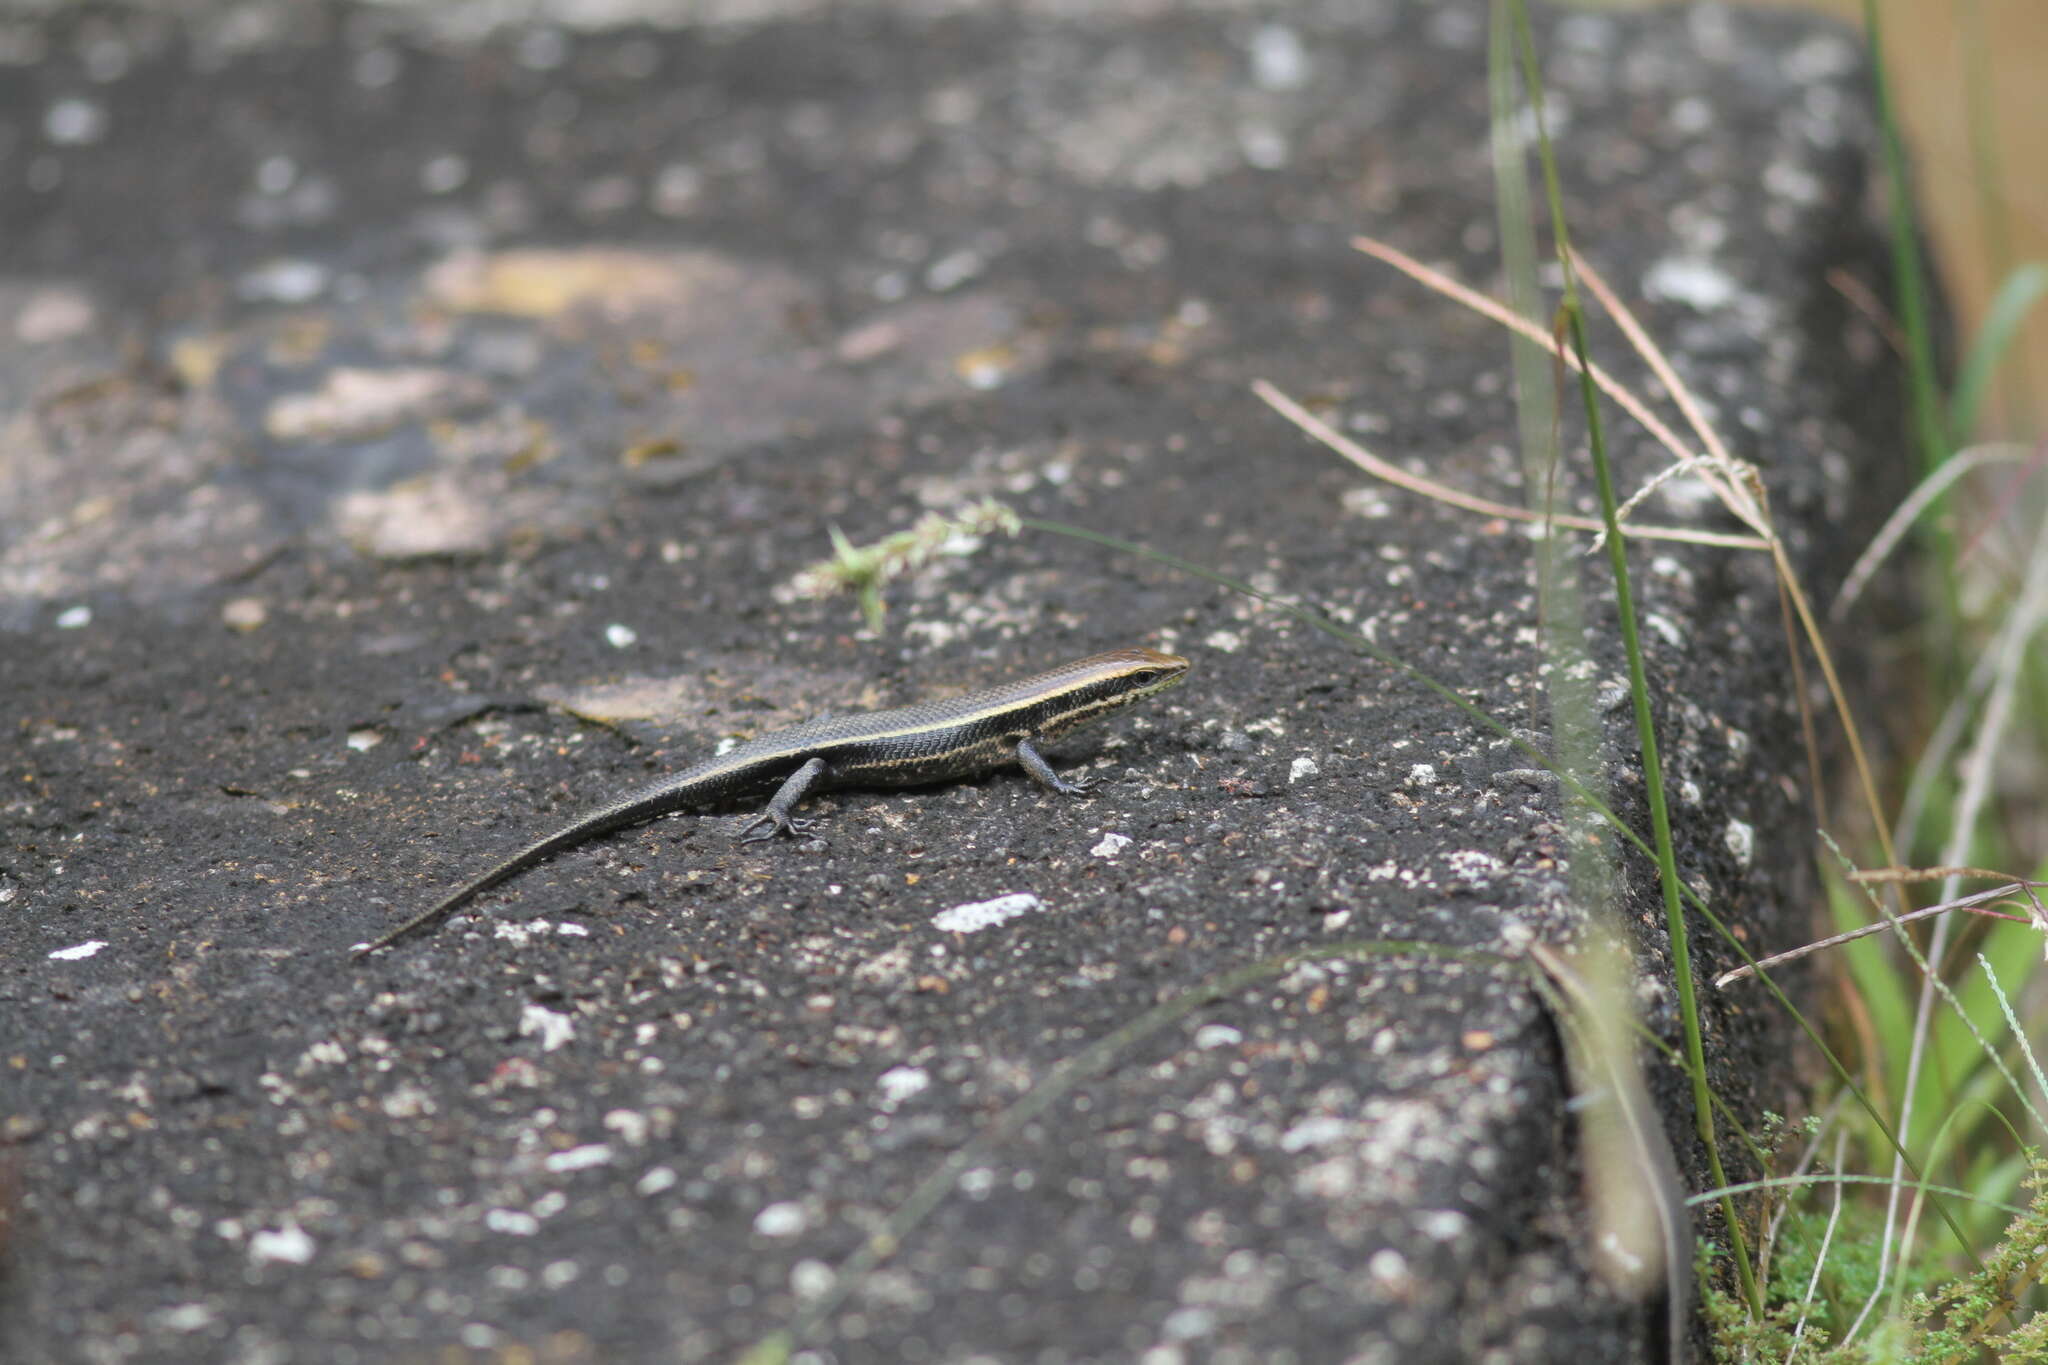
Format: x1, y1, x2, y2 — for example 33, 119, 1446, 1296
781, 497, 1020, 629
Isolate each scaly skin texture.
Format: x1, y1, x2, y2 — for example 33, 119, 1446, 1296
355, 648, 1190, 956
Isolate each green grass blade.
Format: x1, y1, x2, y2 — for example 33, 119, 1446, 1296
1508, 0, 1756, 1313
1948, 263, 2048, 445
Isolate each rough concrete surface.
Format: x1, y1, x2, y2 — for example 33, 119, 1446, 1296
2, 3, 1906, 1362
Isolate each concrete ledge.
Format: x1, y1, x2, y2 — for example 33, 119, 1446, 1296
1, 3, 1904, 1361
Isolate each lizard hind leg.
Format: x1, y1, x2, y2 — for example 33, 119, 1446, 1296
735, 756, 831, 843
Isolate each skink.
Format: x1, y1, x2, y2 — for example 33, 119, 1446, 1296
355, 646, 1190, 955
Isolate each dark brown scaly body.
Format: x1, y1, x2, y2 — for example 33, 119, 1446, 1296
355, 647, 1190, 955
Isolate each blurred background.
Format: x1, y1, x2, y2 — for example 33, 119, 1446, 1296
1725, 0, 2042, 433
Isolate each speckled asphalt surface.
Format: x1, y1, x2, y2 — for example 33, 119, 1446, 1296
3, 3, 1910, 1361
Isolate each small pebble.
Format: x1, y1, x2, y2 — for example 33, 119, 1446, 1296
222, 598, 268, 631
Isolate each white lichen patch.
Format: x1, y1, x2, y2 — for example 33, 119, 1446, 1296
248, 1222, 315, 1266
753, 1201, 808, 1238
543, 1144, 613, 1174
379, 1083, 435, 1119
1643, 613, 1685, 649
932, 892, 1043, 934
1724, 818, 1755, 867
1642, 255, 1736, 311
485, 1209, 540, 1236
292, 1040, 346, 1074
876, 1065, 929, 1108
519, 1003, 576, 1053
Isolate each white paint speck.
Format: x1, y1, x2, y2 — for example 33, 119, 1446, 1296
636, 1165, 677, 1196
556, 921, 589, 937
754, 1201, 807, 1237
56, 605, 92, 629
1090, 832, 1132, 859
876, 1065, 929, 1105
15, 286, 96, 343
1762, 160, 1822, 206
1782, 34, 1857, 81
221, 597, 269, 631
1643, 256, 1735, 311
604, 623, 637, 649
792, 1259, 835, 1298
1193, 1024, 1242, 1050
1418, 1209, 1469, 1240
1341, 485, 1391, 519
520, 1003, 576, 1053
48, 940, 106, 961
1280, 1115, 1350, 1152
1724, 819, 1755, 867
1248, 24, 1309, 90
236, 258, 330, 304
1368, 1247, 1411, 1283
379, 1083, 434, 1119
485, 1208, 540, 1236
932, 892, 1043, 934
249, 1223, 315, 1266
604, 1109, 649, 1145
924, 247, 985, 292
300, 1040, 346, 1068
1644, 613, 1685, 649
155, 1303, 216, 1333
958, 353, 1009, 390
45, 97, 109, 145
543, 1143, 613, 1173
